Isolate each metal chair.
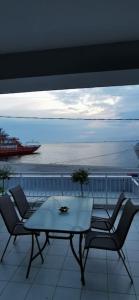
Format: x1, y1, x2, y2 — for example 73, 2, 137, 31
0, 194, 43, 264
9, 185, 50, 246
91, 192, 126, 231
84, 199, 139, 283
9, 184, 44, 220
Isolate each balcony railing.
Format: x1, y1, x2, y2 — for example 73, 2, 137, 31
3, 172, 139, 207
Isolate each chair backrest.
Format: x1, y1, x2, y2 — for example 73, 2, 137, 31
0, 194, 20, 234
110, 192, 126, 225
9, 185, 30, 218
115, 199, 138, 248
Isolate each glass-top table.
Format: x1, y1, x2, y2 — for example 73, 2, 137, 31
24, 196, 93, 284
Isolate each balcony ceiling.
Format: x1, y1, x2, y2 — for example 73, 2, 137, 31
0, 0, 139, 93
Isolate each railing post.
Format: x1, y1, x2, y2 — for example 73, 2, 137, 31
61, 174, 64, 196
105, 174, 108, 209
122, 177, 125, 193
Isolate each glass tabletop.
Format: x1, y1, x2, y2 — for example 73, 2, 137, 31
24, 196, 93, 234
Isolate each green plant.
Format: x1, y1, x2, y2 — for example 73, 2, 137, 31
0, 166, 12, 195
71, 169, 89, 196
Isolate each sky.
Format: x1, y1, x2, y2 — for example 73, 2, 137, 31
0, 85, 139, 143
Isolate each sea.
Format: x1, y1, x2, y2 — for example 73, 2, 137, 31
2, 141, 139, 169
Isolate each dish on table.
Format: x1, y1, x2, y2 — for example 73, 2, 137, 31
59, 206, 69, 213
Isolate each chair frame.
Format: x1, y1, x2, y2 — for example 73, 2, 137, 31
10, 185, 50, 246
84, 199, 139, 284
91, 192, 126, 232
9, 184, 44, 220
0, 194, 44, 276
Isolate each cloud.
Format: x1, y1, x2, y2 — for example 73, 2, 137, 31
0, 85, 139, 143
0, 85, 136, 120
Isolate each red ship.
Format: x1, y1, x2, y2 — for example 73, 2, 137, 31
0, 129, 40, 157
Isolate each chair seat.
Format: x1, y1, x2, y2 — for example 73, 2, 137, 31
91, 216, 112, 231
85, 230, 120, 250
13, 223, 40, 236
13, 223, 31, 235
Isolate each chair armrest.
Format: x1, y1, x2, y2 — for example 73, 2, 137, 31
28, 208, 36, 212
92, 217, 111, 226
89, 233, 111, 240
92, 217, 108, 222
16, 221, 24, 225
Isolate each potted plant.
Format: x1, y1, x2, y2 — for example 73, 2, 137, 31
0, 166, 12, 195
71, 168, 89, 196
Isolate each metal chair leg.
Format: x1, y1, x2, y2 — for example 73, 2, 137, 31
13, 236, 17, 244
35, 235, 44, 263
83, 248, 89, 271
117, 248, 126, 261
120, 248, 126, 260
26, 234, 34, 278
1, 235, 12, 262
117, 250, 133, 284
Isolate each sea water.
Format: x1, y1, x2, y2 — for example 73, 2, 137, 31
3, 141, 139, 169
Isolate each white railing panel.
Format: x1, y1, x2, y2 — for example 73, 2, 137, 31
3, 173, 139, 205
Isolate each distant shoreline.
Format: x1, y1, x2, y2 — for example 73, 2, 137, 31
0, 161, 139, 174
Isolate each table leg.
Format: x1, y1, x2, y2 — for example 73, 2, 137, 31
70, 234, 80, 264
26, 232, 49, 278
79, 233, 85, 285
26, 234, 34, 278
70, 233, 85, 285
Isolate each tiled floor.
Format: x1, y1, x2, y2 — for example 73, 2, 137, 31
0, 209, 139, 300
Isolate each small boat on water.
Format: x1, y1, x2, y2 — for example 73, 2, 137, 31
0, 129, 40, 157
